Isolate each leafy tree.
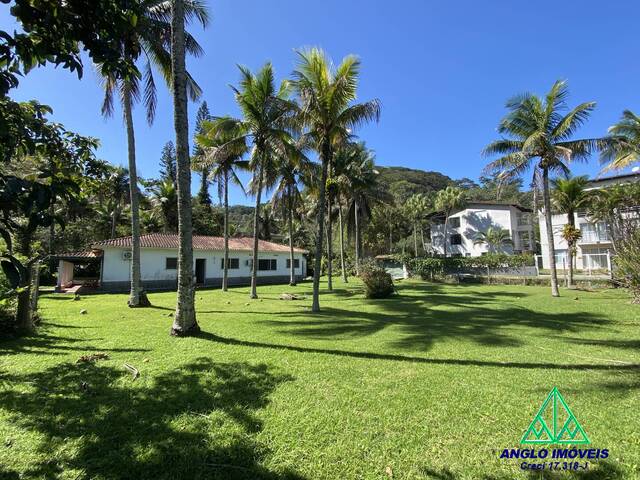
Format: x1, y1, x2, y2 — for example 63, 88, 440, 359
551, 175, 590, 287
292, 48, 380, 311
195, 118, 249, 291
434, 186, 466, 257
483, 80, 613, 297
159, 141, 177, 185
193, 101, 213, 205
473, 227, 514, 253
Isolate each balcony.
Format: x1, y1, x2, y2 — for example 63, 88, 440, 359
578, 222, 610, 244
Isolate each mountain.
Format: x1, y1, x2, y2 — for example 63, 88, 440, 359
376, 166, 453, 202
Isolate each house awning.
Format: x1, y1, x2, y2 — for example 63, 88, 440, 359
52, 250, 103, 262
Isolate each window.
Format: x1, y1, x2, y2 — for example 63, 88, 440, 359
582, 247, 610, 270
517, 231, 532, 250
220, 258, 239, 269
449, 217, 461, 228
517, 213, 531, 226
166, 257, 177, 270
286, 259, 300, 268
450, 234, 462, 246
258, 259, 277, 271
554, 249, 568, 266
580, 222, 610, 243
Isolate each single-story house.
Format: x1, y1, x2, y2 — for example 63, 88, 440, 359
55, 233, 307, 293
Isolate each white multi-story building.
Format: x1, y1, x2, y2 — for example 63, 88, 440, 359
538, 172, 640, 271
430, 201, 535, 257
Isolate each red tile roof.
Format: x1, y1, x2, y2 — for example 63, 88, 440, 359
52, 250, 103, 261
91, 234, 307, 253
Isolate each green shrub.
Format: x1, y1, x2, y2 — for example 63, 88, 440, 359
359, 260, 394, 299
403, 253, 535, 280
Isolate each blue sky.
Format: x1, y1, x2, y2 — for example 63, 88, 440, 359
3, 0, 640, 205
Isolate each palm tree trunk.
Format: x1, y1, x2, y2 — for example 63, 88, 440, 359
389, 223, 393, 254
567, 208, 575, 289
354, 198, 360, 275
250, 165, 263, 299
542, 168, 560, 297
123, 85, 149, 308
338, 204, 347, 282
15, 268, 33, 332
420, 228, 425, 254
170, 0, 199, 335
222, 169, 229, 291
413, 223, 418, 257
288, 185, 296, 286
311, 145, 329, 312
326, 192, 333, 291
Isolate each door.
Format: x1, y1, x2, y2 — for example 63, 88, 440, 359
195, 259, 206, 285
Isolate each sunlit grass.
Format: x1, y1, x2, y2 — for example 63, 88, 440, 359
1, 279, 638, 479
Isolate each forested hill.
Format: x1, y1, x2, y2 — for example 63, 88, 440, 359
376, 166, 453, 202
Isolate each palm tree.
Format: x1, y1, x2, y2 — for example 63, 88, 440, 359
405, 194, 431, 257
205, 63, 299, 299
170, 0, 209, 335
148, 179, 179, 232
97, 0, 208, 308
104, 166, 130, 239
551, 175, 590, 288
473, 227, 514, 253
483, 80, 613, 297
195, 118, 249, 291
292, 48, 380, 312
342, 143, 382, 275
601, 110, 640, 171
271, 149, 310, 285
434, 186, 466, 257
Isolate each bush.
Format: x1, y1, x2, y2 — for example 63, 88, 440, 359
402, 253, 535, 280
613, 230, 640, 303
359, 260, 394, 299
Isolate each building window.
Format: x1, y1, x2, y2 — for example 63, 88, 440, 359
580, 222, 610, 243
286, 259, 300, 268
554, 250, 568, 266
258, 259, 277, 271
220, 258, 239, 269
450, 233, 462, 246
449, 217, 461, 228
517, 213, 531, 226
166, 257, 177, 270
517, 231, 532, 250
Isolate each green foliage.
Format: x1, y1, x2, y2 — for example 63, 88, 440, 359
601, 109, 640, 171
376, 167, 452, 203
406, 254, 535, 280
614, 230, 640, 303
358, 259, 394, 298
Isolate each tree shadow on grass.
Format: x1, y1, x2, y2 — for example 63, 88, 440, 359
258, 283, 613, 352
0, 331, 149, 357
197, 332, 640, 372
0, 358, 302, 480
421, 460, 627, 479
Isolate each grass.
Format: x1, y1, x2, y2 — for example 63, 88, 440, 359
1, 279, 639, 479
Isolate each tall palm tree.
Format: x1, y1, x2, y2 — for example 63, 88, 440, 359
601, 110, 640, 171
434, 186, 466, 257
483, 80, 612, 297
98, 0, 208, 308
405, 193, 430, 257
271, 141, 311, 286
473, 227, 513, 253
342, 143, 382, 275
104, 166, 130, 239
205, 63, 299, 299
292, 48, 380, 312
170, 0, 209, 336
195, 118, 249, 291
551, 175, 590, 288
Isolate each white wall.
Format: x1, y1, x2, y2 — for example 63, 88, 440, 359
101, 247, 306, 283
430, 206, 524, 257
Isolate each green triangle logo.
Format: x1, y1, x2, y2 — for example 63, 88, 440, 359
521, 387, 590, 444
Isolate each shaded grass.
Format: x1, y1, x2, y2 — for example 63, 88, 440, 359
1, 279, 639, 479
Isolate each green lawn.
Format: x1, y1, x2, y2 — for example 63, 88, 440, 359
1, 280, 639, 479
